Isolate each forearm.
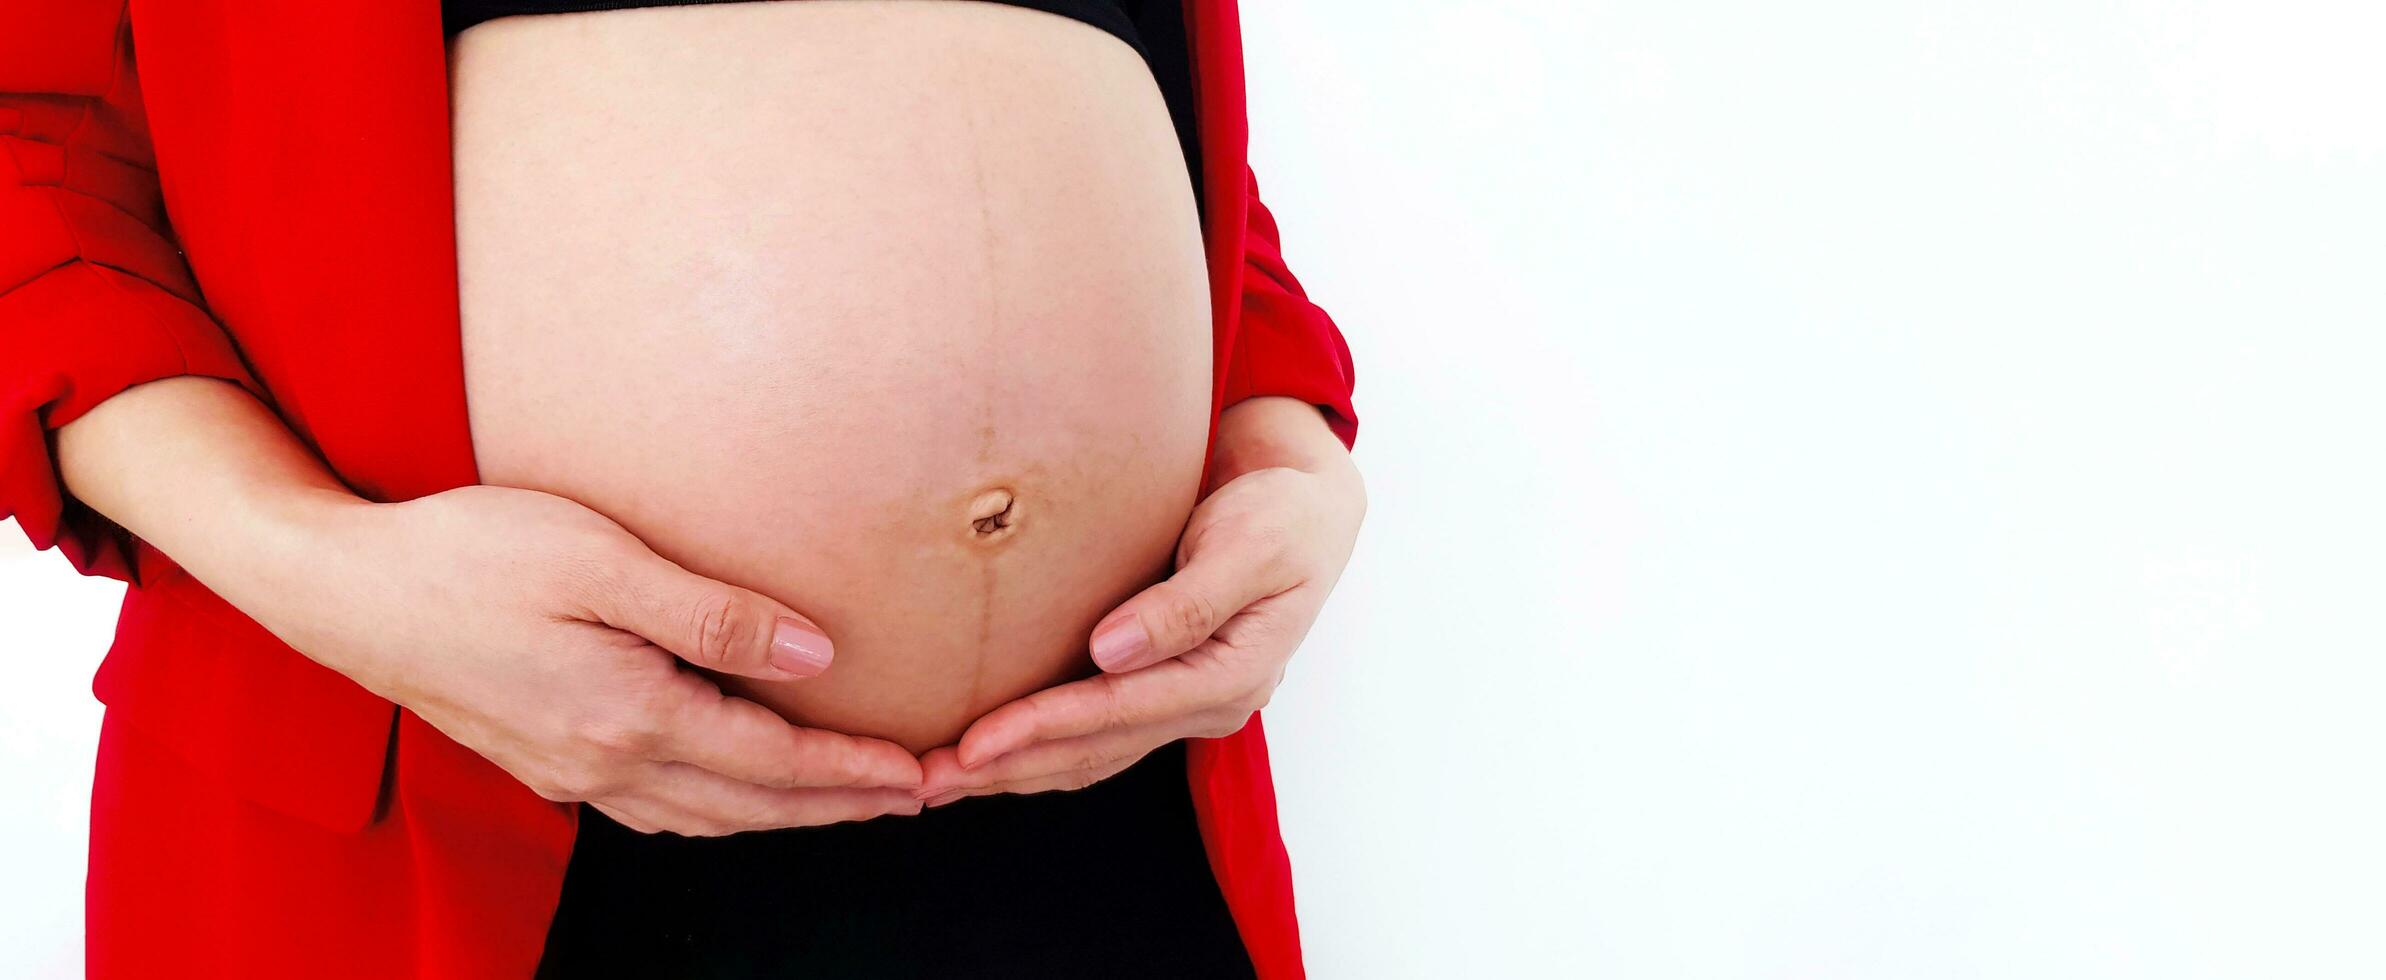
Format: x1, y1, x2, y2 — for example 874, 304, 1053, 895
53, 376, 369, 611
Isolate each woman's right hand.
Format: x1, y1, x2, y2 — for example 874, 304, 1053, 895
51, 379, 909, 834
248, 483, 924, 836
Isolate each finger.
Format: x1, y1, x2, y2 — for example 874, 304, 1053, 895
636, 762, 923, 835
589, 800, 666, 835
921, 728, 1159, 798
921, 736, 1153, 806
928, 759, 1138, 807
653, 672, 924, 790
955, 653, 1245, 769
1088, 523, 1296, 673
589, 779, 741, 838
591, 549, 836, 681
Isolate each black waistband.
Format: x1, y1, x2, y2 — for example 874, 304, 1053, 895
533, 739, 1256, 977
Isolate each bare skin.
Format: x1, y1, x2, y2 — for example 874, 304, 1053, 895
450, 1, 1214, 754
919, 394, 1365, 805
53, 380, 1358, 840
56, 376, 926, 837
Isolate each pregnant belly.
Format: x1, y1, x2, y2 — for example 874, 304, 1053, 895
449, 1, 1213, 753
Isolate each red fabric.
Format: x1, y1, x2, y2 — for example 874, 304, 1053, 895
1225, 167, 1360, 449
3, 1, 1358, 977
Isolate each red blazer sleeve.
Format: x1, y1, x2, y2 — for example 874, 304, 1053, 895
1223, 164, 1360, 450
1, 3, 268, 583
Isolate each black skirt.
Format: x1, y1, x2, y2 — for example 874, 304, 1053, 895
534, 739, 1257, 978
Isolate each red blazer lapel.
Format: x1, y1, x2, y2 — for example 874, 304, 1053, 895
1184, 4, 1308, 977
133, 0, 480, 500
93, 0, 478, 835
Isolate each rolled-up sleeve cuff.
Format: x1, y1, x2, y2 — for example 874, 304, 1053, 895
1221, 286, 1359, 451
2, 260, 264, 582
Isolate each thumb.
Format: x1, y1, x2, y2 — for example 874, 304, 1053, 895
1088, 535, 1287, 674
605, 554, 835, 681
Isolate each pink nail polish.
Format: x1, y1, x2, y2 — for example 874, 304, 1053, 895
770, 617, 833, 676
1090, 616, 1151, 671
957, 739, 996, 770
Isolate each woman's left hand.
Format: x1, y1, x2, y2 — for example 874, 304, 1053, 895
916, 397, 1364, 807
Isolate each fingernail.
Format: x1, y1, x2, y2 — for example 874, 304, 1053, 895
923, 789, 969, 808
770, 617, 833, 677
958, 739, 1017, 771
1090, 615, 1151, 671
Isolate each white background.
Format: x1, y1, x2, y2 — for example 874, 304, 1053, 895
6, 1, 2385, 976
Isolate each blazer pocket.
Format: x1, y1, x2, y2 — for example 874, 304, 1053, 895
93, 570, 397, 834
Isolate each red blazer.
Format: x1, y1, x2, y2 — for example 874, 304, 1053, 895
1, 1, 1358, 976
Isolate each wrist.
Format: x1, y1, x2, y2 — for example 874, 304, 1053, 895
208, 479, 386, 654
243, 482, 380, 565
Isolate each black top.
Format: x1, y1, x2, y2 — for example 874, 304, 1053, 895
442, 0, 1208, 210
446, 0, 1141, 57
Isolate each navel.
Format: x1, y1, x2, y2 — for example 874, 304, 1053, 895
967, 486, 1020, 539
